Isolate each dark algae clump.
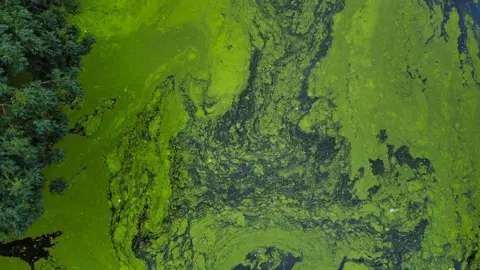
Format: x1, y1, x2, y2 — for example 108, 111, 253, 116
1, 0, 479, 269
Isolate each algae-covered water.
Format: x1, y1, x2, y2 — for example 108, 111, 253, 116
2, 0, 480, 269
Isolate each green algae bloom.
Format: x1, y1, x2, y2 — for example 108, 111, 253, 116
1, 0, 479, 269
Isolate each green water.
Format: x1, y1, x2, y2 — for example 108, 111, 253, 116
1, 0, 479, 269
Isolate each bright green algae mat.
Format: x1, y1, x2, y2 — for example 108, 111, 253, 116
2, 0, 480, 269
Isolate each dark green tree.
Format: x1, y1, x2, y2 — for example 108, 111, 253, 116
49, 178, 68, 195
0, 0, 95, 239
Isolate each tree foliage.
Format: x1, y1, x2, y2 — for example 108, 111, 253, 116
48, 177, 68, 195
0, 0, 95, 239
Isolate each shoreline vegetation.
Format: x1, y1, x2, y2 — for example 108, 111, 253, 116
0, 0, 94, 239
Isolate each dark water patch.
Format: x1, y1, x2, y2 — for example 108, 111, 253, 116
232, 246, 302, 270
453, 258, 462, 270
392, 145, 434, 174
368, 185, 381, 196
337, 256, 387, 270
233, 265, 251, 270
0, 231, 63, 270
369, 158, 385, 176
377, 129, 388, 143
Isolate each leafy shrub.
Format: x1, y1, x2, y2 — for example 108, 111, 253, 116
49, 178, 68, 195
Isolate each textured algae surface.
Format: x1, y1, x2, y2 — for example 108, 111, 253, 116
105, 0, 480, 270
1, 0, 479, 269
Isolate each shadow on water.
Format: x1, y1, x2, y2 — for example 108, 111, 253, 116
0, 232, 63, 270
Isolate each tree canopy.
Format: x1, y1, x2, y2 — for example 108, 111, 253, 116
0, 0, 95, 239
